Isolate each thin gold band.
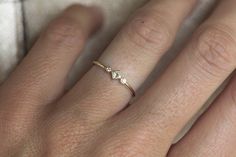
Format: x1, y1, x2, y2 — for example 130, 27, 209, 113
93, 61, 135, 97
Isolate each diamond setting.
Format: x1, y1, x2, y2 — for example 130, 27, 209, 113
110, 69, 127, 84
120, 78, 127, 84
106, 67, 112, 72
111, 71, 122, 80
93, 61, 135, 97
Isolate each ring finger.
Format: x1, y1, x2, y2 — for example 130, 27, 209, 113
58, 0, 197, 121
113, 0, 236, 155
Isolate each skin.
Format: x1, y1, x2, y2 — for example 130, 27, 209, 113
0, 0, 236, 156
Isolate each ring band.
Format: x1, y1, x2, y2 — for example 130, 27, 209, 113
93, 61, 136, 97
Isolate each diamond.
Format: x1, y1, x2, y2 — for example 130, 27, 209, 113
120, 78, 127, 84
111, 71, 121, 79
106, 67, 112, 72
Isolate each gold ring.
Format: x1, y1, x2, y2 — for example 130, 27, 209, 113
93, 61, 135, 97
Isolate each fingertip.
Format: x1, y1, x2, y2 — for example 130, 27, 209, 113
89, 6, 104, 29
63, 4, 104, 37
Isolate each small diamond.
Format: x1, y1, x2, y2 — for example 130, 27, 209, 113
120, 78, 127, 84
106, 67, 112, 72
111, 71, 121, 79
116, 74, 122, 79
111, 71, 117, 79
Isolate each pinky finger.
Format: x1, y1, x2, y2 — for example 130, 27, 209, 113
168, 73, 236, 157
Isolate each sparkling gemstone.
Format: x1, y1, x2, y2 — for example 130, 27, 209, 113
120, 78, 127, 84
111, 71, 121, 79
106, 67, 112, 72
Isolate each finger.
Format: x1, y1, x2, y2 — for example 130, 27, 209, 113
59, 0, 197, 121
113, 0, 236, 155
168, 74, 236, 157
0, 4, 102, 147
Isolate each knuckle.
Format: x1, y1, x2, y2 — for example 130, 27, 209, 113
193, 25, 236, 76
0, 112, 29, 145
94, 128, 158, 157
46, 113, 97, 141
124, 8, 173, 51
44, 17, 85, 48
44, 116, 96, 154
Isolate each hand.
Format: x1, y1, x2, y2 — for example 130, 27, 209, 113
0, 1, 236, 156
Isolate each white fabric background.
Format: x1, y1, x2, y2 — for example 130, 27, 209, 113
0, 0, 217, 141
0, 0, 23, 81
